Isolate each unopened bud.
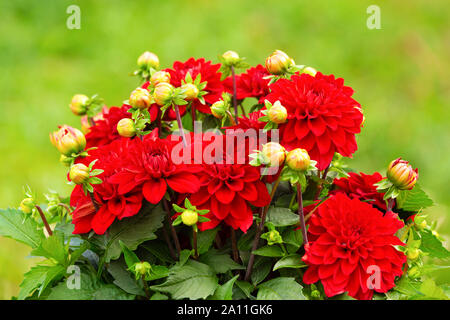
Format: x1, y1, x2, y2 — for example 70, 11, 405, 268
50, 125, 86, 156
153, 83, 174, 106
129, 88, 151, 110
387, 158, 418, 190
407, 248, 420, 261
137, 51, 159, 70
302, 67, 317, 77
150, 71, 171, 87
265, 50, 292, 75
70, 94, 89, 116
311, 290, 321, 299
268, 101, 287, 124
69, 163, 90, 185
286, 148, 311, 171
20, 198, 35, 214
211, 100, 227, 119
262, 142, 286, 167
181, 209, 198, 226
117, 118, 136, 138
222, 50, 240, 65
134, 261, 151, 276
181, 83, 199, 101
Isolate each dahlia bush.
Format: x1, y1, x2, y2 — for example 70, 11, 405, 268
1, 50, 449, 301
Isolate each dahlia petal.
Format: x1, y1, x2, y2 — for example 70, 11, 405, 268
91, 206, 116, 235
166, 172, 200, 194
72, 215, 93, 234
239, 182, 258, 202
215, 185, 235, 204
303, 266, 320, 284
143, 179, 167, 204
211, 197, 230, 220
189, 187, 210, 206
225, 179, 244, 191
248, 181, 271, 207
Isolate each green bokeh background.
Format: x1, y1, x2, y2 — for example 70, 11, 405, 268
0, 0, 448, 299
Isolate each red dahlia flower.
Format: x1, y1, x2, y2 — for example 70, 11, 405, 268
331, 172, 387, 211
70, 138, 143, 234
85, 105, 131, 148
266, 72, 364, 170
109, 133, 200, 204
187, 134, 271, 232
165, 58, 224, 114
303, 193, 406, 300
224, 64, 270, 103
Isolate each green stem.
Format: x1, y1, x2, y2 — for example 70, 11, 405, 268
297, 182, 308, 245
193, 228, 198, 259
35, 205, 53, 236
231, 66, 238, 124
142, 276, 150, 299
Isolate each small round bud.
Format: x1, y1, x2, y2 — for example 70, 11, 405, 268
303, 67, 317, 77
407, 266, 421, 279
59, 154, 72, 167
20, 198, 35, 214
50, 125, 86, 156
153, 83, 174, 106
129, 88, 151, 110
69, 163, 90, 185
181, 209, 198, 226
137, 51, 159, 70
117, 118, 136, 138
268, 101, 287, 124
70, 94, 89, 116
262, 142, 286, 167
387, 158, 418, 190
222, 50, 240, 65
407, 248, 420, 261
267, 230, 282, 245
211, 100, 227, 119
265, 50, 292, 75
181, 83, 199, 101
134, 261, 151, 276
311, 290, 321, 299
286, 148, 311, 171
150, 71, 171, 87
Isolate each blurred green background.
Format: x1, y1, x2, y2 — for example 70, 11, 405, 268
0, 0, 448, 299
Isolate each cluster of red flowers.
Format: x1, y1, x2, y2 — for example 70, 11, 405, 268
64, 53, 406, 300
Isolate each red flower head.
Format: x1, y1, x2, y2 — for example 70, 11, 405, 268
302, 193, 406, 300
186, 133, 271, 232
266, 72, 364, 170
70, 138, 144, 235
224, 64, 271, 103
85, 105, 131, 148
109, 133, 200, 205
331, 172, 387, 211
165, 58, 224, 114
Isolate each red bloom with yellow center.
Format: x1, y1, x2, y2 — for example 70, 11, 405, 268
302, 193, 406, 300
70, 138, 143, 234
109, 133, 200, 204
331, 172, 387, 211
266, 72, 364, 170
224, 64, 271, 103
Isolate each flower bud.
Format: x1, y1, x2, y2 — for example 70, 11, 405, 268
262, 142, 286, 167
407, 248, 420, 261
59, 154, 72, 167
117, 118, 136, 138
311, 290, 321, 299
268, 101, 287, 124
387, 158, 418, 190
181, 209, 198, 226
150, 71, 171, 87
211, 100, 227, 119
265, 50, 292, 75
222, 50, 240, 65
407, 266, 421, 279
181, 83, 199, 101
286, 148, 311, 171
302, 66, 317, 77
268, 230, 283, 245
20, 198, 35, 214
129, 88, 151, 110
70, 94, 89, 116
50, 125, 86, 156
137, 51, 159, 70
69, 163, 90, 185
134, 261, 151, 276
153, 83, 174, 106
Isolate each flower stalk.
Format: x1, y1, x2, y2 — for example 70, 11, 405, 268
35, 205, 53, 236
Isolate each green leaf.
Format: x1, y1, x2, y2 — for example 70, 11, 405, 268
266, 206, 299, 227
199, 249, 245, 274
18, 264, 66, 300
282, 228, 303, 253
107, 259, 145, 296
150, 292, 168, 300
0, 208, 44, 248
147, 265, 169, 281
93, 204, 165, 263
119, 240, 140, 269
252, 245, 284, 257
257, 277, 306, 300
396, 184, 434, 212
420, 229, 450, 259
31, 232, 68, 265
273, 254, 307, 271
196, 228, 218, 255
417, 278, 449, 300
251, 257, 273, 286
210, 275, 239, 300
92, 285, 134, 300
150, 260, 218, 300
142, 240, 174, 264
235, 280, 256, 299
